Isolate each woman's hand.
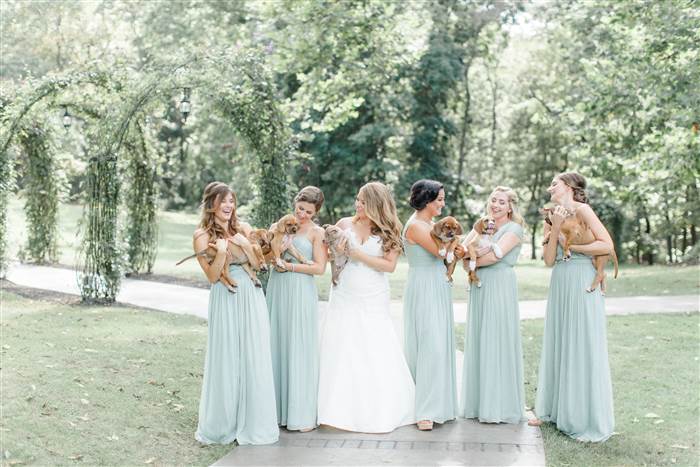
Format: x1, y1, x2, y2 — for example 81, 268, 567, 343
454, 244, 466, 259
215, 238, 227, 253
551, 205, 567, 229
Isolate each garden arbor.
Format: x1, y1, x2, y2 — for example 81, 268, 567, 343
0, 49, 292, 303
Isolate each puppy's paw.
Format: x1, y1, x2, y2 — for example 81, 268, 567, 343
275, 258, 286, 269
476, 281, 482, 288
438, 248, 447, 257
254, 279, 262, 288
585, 287, 594, 293
260, 264, 269, 272
446, 251, 455, 263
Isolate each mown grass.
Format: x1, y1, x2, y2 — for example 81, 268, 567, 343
7, 197, 699, 301
519, 312, 699, 466
0, 291, 229, 466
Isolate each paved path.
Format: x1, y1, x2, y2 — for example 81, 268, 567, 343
5, 263, 698, 466
213, 419, 544, 466
5, 263, 698, 323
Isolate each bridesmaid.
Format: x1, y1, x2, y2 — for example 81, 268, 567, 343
267, 186, 327, 432
402, 180, 458, 431
530, 172, 615, 442
459, 186, 526, 424
193, 182, 278, 445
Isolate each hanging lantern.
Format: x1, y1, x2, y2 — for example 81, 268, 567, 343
62, 106, 72, 129
180, 87, 191, 123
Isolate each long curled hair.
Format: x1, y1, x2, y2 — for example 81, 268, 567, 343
556, 172, 589, 203
354, 182, 403, 252
197, 182, 239, 242
485, 186, 526, 228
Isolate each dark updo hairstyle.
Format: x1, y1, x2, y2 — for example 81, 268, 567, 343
409, 179, 444, 210
557, 172, 588, 204
294, 185, 325, 213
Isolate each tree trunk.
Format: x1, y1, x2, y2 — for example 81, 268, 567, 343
530, 222, 538, 260
456, 60, 473, 196
645, 215, 654, 265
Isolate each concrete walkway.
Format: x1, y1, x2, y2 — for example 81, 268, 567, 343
4, 263, 698, 466
5, 263, 698, 323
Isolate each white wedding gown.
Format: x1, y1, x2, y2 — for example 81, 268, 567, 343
317, 228, 416, 433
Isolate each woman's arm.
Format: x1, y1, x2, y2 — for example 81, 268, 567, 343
284, 227, 328, 275
349, 246, 400, 273
405, 222, 441, 257
194, 229, 227, 283
569, 204, 614, 256
475, 232, 521, 267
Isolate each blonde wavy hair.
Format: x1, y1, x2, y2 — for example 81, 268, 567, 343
485, 186, 526, 228
197, 182, 240, 242
354, 182, 403, 252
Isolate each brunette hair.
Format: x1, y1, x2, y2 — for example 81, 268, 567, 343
197, 182, 239, 242
294, 186, 325, 212
409, 179, 444, 210
557, 172, 588, 203
354, 182, 403, 253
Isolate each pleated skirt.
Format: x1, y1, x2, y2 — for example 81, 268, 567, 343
267, 268, 319, 430
535, 256, 614, 442
403, 263, 458, 423
195, 265, 279, 445
461, 264, 526, 423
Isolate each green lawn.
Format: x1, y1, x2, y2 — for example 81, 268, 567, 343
0, 290, 229, 466
3, 291, 698, 466
458, 312, 700, 466
7, 198, 699, 300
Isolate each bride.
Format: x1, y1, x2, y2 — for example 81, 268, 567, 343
318, 182, 416, 433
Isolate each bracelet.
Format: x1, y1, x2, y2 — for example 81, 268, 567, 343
291, 263, 295, 272
492, 244, 503, 259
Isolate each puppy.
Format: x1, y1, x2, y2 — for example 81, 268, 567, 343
430, 216, 463, 283
267, 214, 313, 271
323, 224, 350, 286
540, 205, 619, 293
226, 230, 270, 287
461, 216, 496, 288
175, 238, 239, 292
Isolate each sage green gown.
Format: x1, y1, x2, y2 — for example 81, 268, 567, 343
402, 215, 458, 423
267, 235, 319, 430
196, 264, 279, 445
534, 247, 614, 442
460, 221, 526, 423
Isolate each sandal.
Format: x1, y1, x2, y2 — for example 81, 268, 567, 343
528, 418, 543, 427
417, 420, 433, 431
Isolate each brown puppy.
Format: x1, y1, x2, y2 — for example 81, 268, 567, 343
430, 216, 463, 283
267, 214, 313, 271
462, 216, 496, 288
225, 230, 271, 287
175, 239, 239, 292
247, 228, 273, 272
541, 205, 619, 293
323, 224, 350, 286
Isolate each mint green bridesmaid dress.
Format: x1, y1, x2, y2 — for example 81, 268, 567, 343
267, 235, 319, 430
195, 264, 279, 445
402, 215, 458, 423
534, 247, 614, 442
460, 221, 526, 423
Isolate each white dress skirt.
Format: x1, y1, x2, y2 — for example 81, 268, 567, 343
317, 228, 416, 433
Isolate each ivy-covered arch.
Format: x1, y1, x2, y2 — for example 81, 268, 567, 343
0, 71, 119, 274
1, 48, 292, 303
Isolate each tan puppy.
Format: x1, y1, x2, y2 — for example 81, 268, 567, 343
430, 216, 463, 283
323, 224, 350, 286
267, 214, 313, 271
541, 205, 619, 293
462, 216, 496, 288
226, 230, 271, 287
176, 239, 239, 292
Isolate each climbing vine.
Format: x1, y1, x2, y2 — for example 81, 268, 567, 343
18, 122, 62, 263
124, 121, 159, 274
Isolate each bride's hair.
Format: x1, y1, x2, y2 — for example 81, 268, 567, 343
354, 181, 403, 253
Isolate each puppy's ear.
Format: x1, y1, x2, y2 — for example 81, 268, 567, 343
455, 222, 464, 236
431, 219, 443, 237
473, 219, 484, 235
322, 224, 331, 230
